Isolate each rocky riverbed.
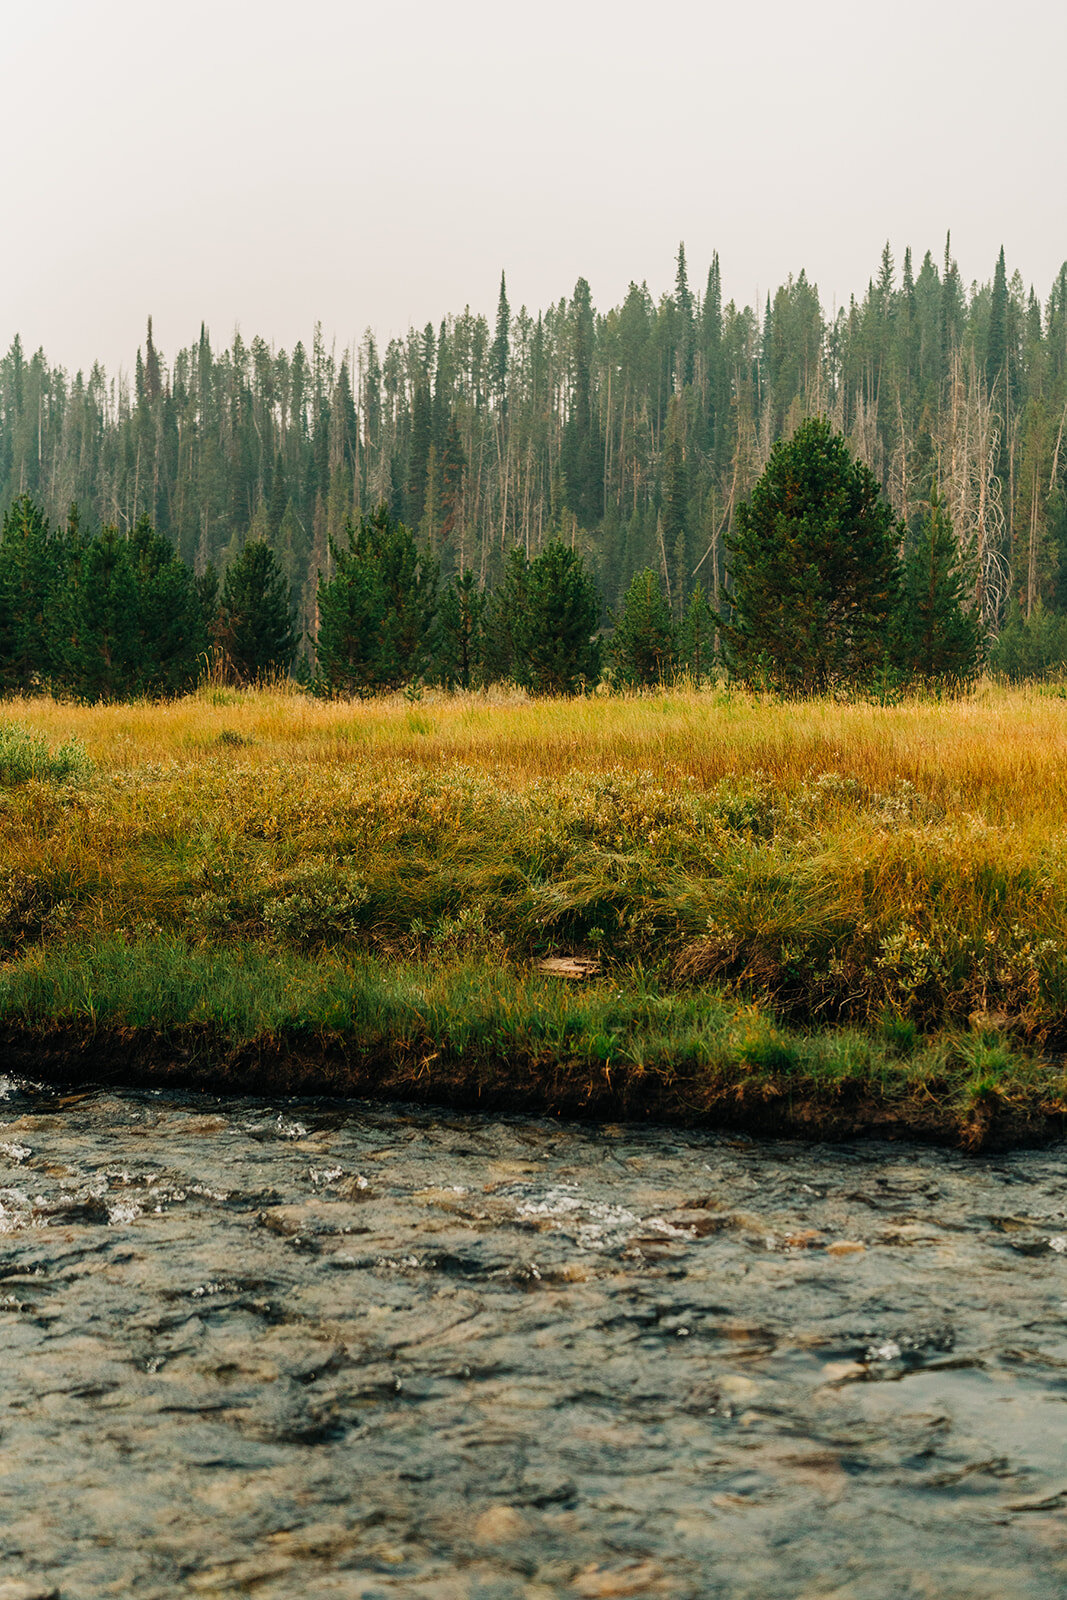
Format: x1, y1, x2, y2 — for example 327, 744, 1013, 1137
0, 1075, 1064, 1599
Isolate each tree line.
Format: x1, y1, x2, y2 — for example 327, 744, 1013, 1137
0, 412, 986, 700
2, 238, 1066, 672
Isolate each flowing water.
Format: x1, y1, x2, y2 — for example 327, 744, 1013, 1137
0, 1074, 1065, 1599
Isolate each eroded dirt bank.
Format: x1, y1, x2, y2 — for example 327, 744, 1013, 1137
1, 1020, 1065, 1152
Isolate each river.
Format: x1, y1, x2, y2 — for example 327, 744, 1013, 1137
0, 1075, 1064, 1599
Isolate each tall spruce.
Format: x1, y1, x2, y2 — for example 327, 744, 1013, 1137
561, 278, 603, 526
316, 504, 437, 694
679, 581, 716, 684
610, 568, 674, 686
518, 540, 601, 694
897, 490, 982, 680
219, 540, 297, 682
720, 417, 902, 693
490, 272, 509, 409
0, 496, 61, 691
483, 545, 530, 684
435, 568, 486, 689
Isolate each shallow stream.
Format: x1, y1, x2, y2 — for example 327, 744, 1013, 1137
0, 1076, 1064, 1598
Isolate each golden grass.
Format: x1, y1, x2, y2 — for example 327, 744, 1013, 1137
3, 679, 1065, 830
1, 680, 1067, 1045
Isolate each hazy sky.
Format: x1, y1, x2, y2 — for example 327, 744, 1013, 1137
5, 0, 1065, 374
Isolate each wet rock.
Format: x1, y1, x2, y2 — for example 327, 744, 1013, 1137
572, 1562, 665, 1596
188, 1554, 295, 1590
716, 1374, 760, 1403
473, 1505, 531, 1543
0, 1583, 60, 1600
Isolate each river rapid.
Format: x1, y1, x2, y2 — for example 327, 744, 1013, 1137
0, 1076, 1064, 1600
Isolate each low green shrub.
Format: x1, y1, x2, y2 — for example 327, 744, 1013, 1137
0, 724, 89, 785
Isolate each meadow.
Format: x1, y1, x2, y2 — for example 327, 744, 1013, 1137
2, 682, 1066, 1147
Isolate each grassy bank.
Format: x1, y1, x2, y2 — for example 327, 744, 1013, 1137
1, 683, 1066, 1146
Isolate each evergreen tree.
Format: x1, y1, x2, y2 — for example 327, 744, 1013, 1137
989, 599, 1067, 680
406, 384, 432, 529
316, 504, 437, 694
71, 526, 142, 700
674, 242, 695, 389
679, 581, 716, 684
128, 514, 208, 694
561, 278, 603, 526
661, 397, 689, 615
435, 569, 486, 688
0, 496, 62, 691
720, 417, 902, 693
267, 451, 288, 541
434, 412, 465, 549
610, 568, 674, 686
219, 540, 297, 681
490, 271, 509, 408
196, 564, 220, 634
986, 245, 1008, 398
897, 490, 982, 680
519, 540, 601, 694
482, 545, 530, 684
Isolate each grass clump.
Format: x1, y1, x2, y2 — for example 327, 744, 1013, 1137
0, 723, 89, 786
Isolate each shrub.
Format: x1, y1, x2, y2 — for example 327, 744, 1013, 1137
0, 724, 89, 786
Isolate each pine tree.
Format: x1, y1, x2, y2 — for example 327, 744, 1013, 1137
490, 272, 509, 409
519, 540, 601, 694
434, 412, 465, 549
610, 568, 674, 686
220, 540, 297, 682
482, 545, 530, 684
72, 526, 142, 700
435, 569, 486, 688
897, 490, 982, 680
0, 496, 61, 691
196, 564, 220, 634
316, 504, 437, 694
679, 581, 716, 684
128, 514, 208, 694
406, 384, 432, 529
674, 242, 694, 389
661, 397, 689, 615
986, 246, 1008, 398
267, 451, 288, 541
561, 278, 603, 526
720, 417, 902, 692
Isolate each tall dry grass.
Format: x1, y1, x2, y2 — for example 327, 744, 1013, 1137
2, 680, 1064, 827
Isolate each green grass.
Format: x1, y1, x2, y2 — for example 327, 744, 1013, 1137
0, 936, 1062, 1146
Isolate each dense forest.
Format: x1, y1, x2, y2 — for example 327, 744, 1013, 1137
2, 236, 1066, 653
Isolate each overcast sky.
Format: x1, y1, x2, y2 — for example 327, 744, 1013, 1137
4, 0, 1065, 374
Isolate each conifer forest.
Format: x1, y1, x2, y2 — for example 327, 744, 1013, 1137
3, 237, 1067, 687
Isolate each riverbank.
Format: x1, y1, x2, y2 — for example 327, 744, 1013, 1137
2, 941, 1064, 1151
1, 684, 1066, 1148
